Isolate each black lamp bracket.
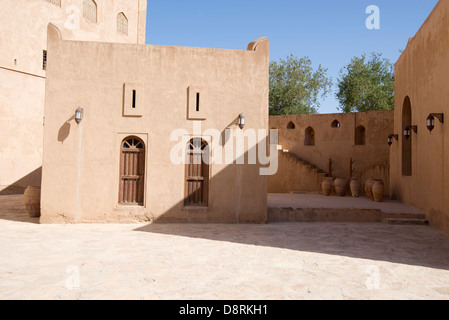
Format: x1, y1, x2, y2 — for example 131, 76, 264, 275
430, 113, 444, 124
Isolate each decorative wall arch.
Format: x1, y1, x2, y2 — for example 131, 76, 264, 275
304, 127, 315, 146
331, 120, 341, 128
287, 121, 296, 130
117, 12, 128, 35
402, 96, 412, 176
83, 0, 97, 23
355, 126, 366, 145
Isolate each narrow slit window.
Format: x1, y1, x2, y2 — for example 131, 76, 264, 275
132, 90, 136, 109
196, 93, 200, 112
43, 50, 47, 70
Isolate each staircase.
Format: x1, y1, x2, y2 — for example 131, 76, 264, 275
268, 148, 329, 194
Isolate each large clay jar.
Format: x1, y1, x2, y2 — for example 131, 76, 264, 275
322, 178, 333, 197
365, 179, 376, 200
350, 178, 361, 198
24, 186, 41, 218
334, 178, 348, 197
372, 181, 385, 202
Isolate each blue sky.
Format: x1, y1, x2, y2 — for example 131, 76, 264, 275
145, 0, 439, 114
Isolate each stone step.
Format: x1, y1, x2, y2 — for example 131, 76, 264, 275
382, 218, 429, 225
381, 212, 427, 220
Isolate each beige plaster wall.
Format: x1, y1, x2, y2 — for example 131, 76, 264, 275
0, 0, 147, 193
391, 0, 449, 234
41, 26, 269, 223
269, 111, 393, 195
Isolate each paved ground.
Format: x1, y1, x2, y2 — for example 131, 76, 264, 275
1, 195, 449, 300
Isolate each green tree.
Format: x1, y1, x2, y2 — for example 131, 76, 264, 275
336, 53, 394, 113
269, 55, 332, 115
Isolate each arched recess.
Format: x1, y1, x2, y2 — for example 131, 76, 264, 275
185, 138, 210, 206
119, 137, 145, 205
355, 126, 366, 145
117, 12, 128, 35
304, 127, 315, 146
83, 0, 97, 23
287, 121, 296, 130
402, 96, 412, 176
331, 120, 341, 128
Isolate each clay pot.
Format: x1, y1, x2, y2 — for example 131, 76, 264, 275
350, 178, 361, 198
372, 181, 385, 202
334, 178, 349, 197
365, 179, 376, 200
321, 178, 333, 197
24, 186, 41, 217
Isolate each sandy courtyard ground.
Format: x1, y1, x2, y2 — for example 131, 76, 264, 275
1, 195, 449, 300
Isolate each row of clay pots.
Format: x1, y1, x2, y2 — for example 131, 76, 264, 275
322, 178, 356, 197
365, 179, 385, 202
322, 177, 384, 202
322, 178, 358, 197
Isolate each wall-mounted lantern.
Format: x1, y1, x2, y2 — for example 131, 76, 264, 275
426, 113, 444, 132
388, 134, 399, 146
404, 125, 417, 140
238, 113, 245, 130
75, 107, 84, 125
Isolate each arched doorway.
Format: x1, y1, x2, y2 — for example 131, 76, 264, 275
119, 137, 145, 205
185, 138, 210, 206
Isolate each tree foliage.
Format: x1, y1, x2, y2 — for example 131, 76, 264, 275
269, 55, 332, 115
336, 53, 394, 113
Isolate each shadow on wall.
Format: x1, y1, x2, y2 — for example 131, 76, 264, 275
58, 115, 75, 143
137, 132, 272, 224
0, 167, 42, 195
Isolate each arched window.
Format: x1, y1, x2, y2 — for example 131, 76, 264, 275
305, 127, 315, 146
331, 120, 340, 128
119, 137, 145, 205
355, 126, 366, 145
117, 12, 128, 36
83, 0, 97, 23
46, 0, 61, 6
287, 121, 296, 130
185, 138, 209, 206
402, 96, 412, 176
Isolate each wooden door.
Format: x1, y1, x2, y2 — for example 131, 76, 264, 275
184, 139, 209, 206
119, 137, 145, 205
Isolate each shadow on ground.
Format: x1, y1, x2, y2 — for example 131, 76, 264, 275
0, 195, 40, 224
135, 222, 449, 271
